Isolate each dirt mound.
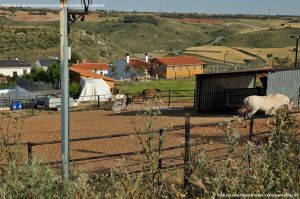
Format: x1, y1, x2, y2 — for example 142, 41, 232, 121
0, 9, 12, 15
8, 11, 59, 22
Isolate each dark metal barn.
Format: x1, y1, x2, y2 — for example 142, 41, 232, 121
195, 67, 300, 112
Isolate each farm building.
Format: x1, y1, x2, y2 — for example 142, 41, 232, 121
195, 67, 300, 112
0, 59, 31, 77
150, 56, 205, 79
69, 67, 116, 88
109, 53, 151, 80
72, 62, 109, 75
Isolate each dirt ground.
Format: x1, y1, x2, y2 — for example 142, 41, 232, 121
2, 106, 300, 173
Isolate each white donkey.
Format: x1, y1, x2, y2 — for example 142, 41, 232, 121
239, 93, 293, 126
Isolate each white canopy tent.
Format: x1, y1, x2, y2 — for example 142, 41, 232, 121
77, 78, 112, 102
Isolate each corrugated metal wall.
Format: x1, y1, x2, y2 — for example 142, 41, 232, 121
267, 69, 300, 107
195, 74, 256, 111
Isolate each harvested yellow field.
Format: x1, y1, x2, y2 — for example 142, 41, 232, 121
184, 46, 256, 64
234, 47, 296, 65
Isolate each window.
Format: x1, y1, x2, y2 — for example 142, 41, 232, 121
23, 70, 27, 75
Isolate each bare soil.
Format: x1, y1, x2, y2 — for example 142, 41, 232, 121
2, 106, 299, 173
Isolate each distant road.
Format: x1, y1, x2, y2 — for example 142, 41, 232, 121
207, 36, 224, 46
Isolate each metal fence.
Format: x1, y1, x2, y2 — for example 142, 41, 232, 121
9, 111, 300, 174
0, 90, 196, 111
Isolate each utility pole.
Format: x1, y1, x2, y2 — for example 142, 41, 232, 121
60, 0, 69, 181
291, 36, 300, 67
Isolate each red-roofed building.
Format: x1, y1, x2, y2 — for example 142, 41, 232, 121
69, 67, 115, 88
151, 56, 205, 79
72, 63, 109, 75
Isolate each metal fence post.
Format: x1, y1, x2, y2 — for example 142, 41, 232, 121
8, 93, 11, 106
28, 142, 33, 163
249, 117, 254, 141
168, 90, 171, 107
184, 113, 192, 197
97, 95, 100, 110
248, 117, 254, 168
157, 129, 164, 186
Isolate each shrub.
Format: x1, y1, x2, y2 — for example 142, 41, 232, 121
69, 81, 81, 98
192, 109, 300, 197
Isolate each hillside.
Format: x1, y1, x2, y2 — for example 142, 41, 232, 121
1, 10, 300, 65
221, 27, 300, 48
0, 19, 126, 63
74, 17, 222, 54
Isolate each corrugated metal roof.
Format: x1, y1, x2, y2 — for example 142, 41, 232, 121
196, 67, 300, 78
0, 59, 31, 68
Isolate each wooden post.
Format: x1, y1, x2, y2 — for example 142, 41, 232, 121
157, 129, 164, 186
184, 113, 192, 197
97, 95, 100, 110
28, 142, 33, 163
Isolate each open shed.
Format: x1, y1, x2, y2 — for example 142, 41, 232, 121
195, 67, 300, 112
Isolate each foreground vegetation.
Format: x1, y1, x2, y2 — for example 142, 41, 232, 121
0, 108, 299, 198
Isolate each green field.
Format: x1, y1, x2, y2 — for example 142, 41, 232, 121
116, 78, 195, 94
221, 27, 300, 48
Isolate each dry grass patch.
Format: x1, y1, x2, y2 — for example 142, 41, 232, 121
235, 47, 296, 65
184, 46, 256, 64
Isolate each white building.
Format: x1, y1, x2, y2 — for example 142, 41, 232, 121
0, 59, 32, 77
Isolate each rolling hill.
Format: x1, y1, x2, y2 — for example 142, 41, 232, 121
221, 27, 300, 48
1, 10, 300, 65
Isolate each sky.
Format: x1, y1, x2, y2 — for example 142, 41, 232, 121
0, 0, 300, 16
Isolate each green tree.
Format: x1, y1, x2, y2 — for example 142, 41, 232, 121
47, 63, 60, 84
274, 57, 290, 67
69, 51, 83, 64
110, 65, 117, 77
32, 68, 48, 82
69, 81, 81, 98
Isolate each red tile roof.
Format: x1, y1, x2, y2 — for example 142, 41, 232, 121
153, 56, 205, 66
128, 58, 151, 69
69, 67, 115, 82
72, 63, 109, 71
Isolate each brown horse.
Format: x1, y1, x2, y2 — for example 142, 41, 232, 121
142, 89, 161, 101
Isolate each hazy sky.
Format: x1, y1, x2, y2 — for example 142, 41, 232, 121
1, 0, 300, 15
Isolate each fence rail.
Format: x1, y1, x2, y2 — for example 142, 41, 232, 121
0, 89, 196, 111
9, 110, 299, 175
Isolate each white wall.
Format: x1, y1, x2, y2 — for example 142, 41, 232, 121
0, 67, 31, 77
